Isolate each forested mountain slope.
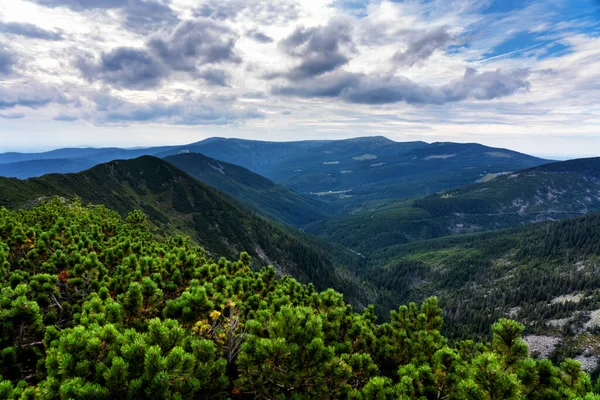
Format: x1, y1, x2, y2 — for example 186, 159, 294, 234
364, 212, 600, 371
164, 152, 332, 228
166, 138, 549, 209
1, 199, 598, 399
156, 137, 334, 173
0, 156, 369, 306
308, 157, 600, 257
414, 157, 600, 222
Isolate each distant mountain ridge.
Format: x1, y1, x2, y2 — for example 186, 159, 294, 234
0, 158, 97, 179
0, 145, 180, 164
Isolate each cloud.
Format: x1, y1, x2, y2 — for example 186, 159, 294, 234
27, 0, 178, 34
53, 114, 79, 121
122, 0, 180, 34
91, 93, 264, 125
0, 45, 16, 76
197, 68, 231, 86
194, 0, 300, 24
28, 0, 122, 10
0, 21, 63, 40
76, 47, 167, 90
393, 26, 453, 67
446, 67, 531, 101
247, 29, 273, 43
195, 1, 238, 20
274, 68, 530, 105
0, 112, 25, 119
278, 19, 355, 80
74, 18, 240, 89
0, 82, 66, 110
148, 19, 241, 73
272, 70, 360, 97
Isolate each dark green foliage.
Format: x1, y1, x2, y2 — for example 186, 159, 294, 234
412, 196, 493, 217
362, 212, 600, 346
0, 198, 598, 399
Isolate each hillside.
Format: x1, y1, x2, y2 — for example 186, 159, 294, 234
308, 157, 600, 256
364, 212, 600, 370
0, 156, 370, 306
156, 137, 334, 173
2, 200, 594, 398
272, 141, 549, 206
413, 156, 600, 222
164, 153, 331, 227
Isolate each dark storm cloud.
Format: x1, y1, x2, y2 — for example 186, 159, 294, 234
278, 19, 355, 80
92, 93, 264, 125
76, 47, 167, 90
0, 45, 16, 76
274, 68, 530, 105
0, 82, 66, 110
247, 29, 273, 43
393, 26, 453, 66
148, 19, 241, 73
0, 21, 63, 40
197, 68, 231, 87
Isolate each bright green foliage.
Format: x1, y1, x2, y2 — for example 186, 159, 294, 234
0, 198, 598, 398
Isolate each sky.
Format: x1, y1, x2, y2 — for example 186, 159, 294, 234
0, 0, 599, 158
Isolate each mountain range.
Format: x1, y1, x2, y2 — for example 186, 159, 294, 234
2, 136, 600, 370
0, 137, 549, 210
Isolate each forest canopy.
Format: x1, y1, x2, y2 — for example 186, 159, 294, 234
1, 198, 600, 399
